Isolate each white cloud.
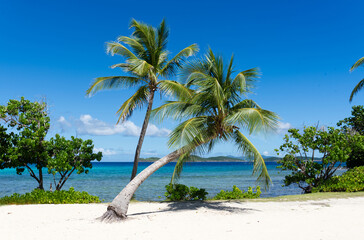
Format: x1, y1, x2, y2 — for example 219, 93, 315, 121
76, 114, 170, 137
263, 151, 269, 156
146, 124, 171, 137
277, 122, 293, 134
94, 147, 119, 156
57, 116, 72, 132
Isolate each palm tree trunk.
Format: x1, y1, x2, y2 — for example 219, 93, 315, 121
100, 149, 181, 222
130, 90, 155, 181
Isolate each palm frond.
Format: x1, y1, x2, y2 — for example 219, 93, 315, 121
232, 68, 260, 94
231, 99, 261, 110
157, 50, 169, 66
168, 117, 207, 149
152, 101, 206, 123
232, 130, 271, 188
129, 19, 156, 65
350, 57, 364, 72
86, 76, 142, 96
158, 80, 193, 100
227, 107, 278, 134
157, 19, 169, 52
126, 58, 154, 77
180, 58, 210, 84
106, 42, 138, 60
225, 54, 235, 85
117, 36, 146, 58
160, 44, 199, 77
116, 86, 149, 123
349, 78, 364, 102
171, 152, 190, 182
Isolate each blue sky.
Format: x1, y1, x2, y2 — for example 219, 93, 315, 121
0, 0, 363, 161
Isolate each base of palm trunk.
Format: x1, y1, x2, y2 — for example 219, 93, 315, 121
98, 150, 181, 223
98, 208, 127, 222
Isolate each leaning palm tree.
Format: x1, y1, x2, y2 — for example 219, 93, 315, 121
100, 49, 279, 222
349, 56, 364, 102
86, 19, 198, 180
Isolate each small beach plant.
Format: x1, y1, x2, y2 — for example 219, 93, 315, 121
86, 19, 198, 181
0, 187, 101, 205
313, 166, 364, 192
212, 185, 261, 200
164, 183, 208, 201
99, 49, 278, 221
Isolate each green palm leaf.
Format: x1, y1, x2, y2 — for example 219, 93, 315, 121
117, 36, 146, 58
86, 76, 142, 96
160, 44, 199, 77
106, 42, 138, 60
232, 68, 260, 94
116, 86, 149, 123
158, 80, 193, 100
350, 57, 364, 72
168, 117, 207, 149
233, 130, 271, 188
227, 107, 278, 134
349, 78, 364, 102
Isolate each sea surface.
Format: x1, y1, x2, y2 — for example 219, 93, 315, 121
0, 162, 342, 202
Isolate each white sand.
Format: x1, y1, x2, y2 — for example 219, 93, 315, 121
1, 197, 363, 240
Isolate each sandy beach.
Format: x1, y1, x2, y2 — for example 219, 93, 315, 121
1, 197, 363, 240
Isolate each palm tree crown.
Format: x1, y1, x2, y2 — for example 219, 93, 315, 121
99, 49, 279, 221
153, 49, 279, 186
349, 56, 364, 102
86, 19, 198, 180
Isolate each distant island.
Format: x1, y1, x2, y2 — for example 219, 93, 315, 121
139, 155, 284, 162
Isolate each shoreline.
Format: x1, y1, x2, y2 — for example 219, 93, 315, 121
1, 195, 363, 240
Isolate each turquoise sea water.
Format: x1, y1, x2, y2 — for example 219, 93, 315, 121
0, 162, 331, 201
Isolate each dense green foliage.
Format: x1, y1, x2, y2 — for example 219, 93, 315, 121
337, 105, 364, 168
153, 49, 279, 188
0, 187, 101, 205
0, 98, 50, 189
164, 183, 208, 201
313, 166, 364, 192
338, 105, 364, 134
47, 134, 102, 190
212, 185, 261, 200
0, 98, 102, 190
275, 126, 359, 193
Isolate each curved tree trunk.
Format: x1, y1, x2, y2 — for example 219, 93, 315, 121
100, 149, 181, 222
130, 90, 155, 181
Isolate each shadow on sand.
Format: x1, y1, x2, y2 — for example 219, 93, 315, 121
128, 201, 259, 217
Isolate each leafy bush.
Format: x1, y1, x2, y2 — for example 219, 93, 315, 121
313, 166, 364, 192
337, 105, 364, 168
212, 185, 261, 200
275, 126, 359, 193
164, 183, 208, 201
0, 187, 101, 205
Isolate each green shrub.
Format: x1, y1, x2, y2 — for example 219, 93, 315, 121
212, 185, 261, 200
0, 187, 102, 205
313, 166, 364, 192
164, 183, 208, 201
189, 186, 208, 200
